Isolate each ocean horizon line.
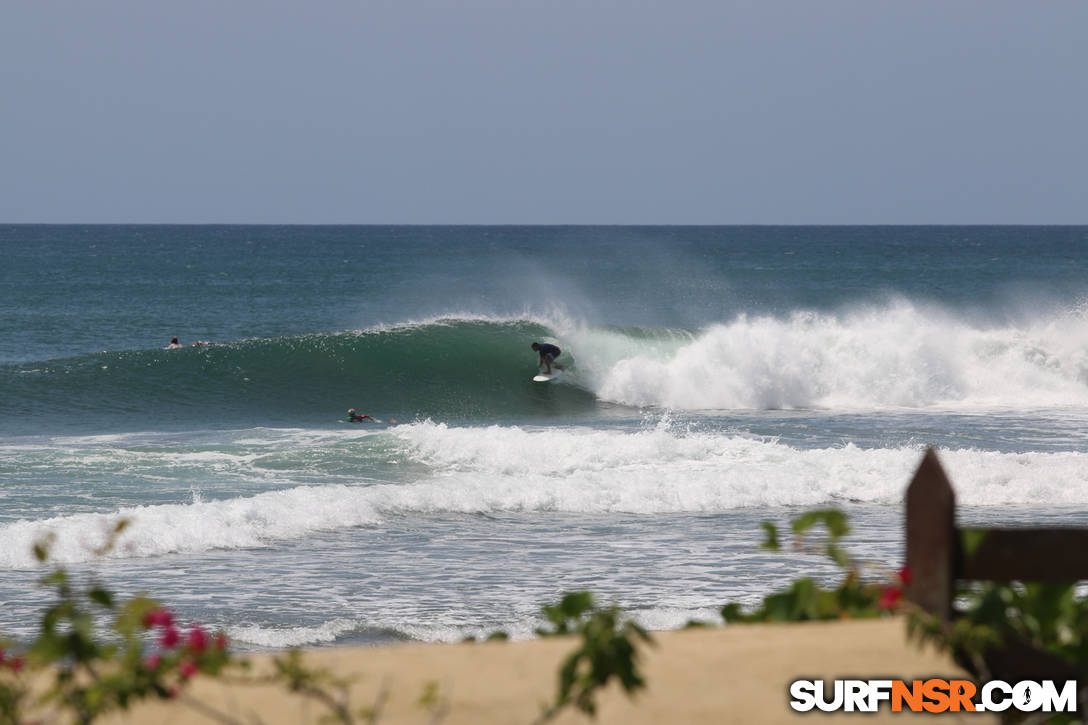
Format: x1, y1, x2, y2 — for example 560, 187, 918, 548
2, 222, 1086, 228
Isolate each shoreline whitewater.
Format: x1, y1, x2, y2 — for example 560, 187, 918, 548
101, 618, 983, 724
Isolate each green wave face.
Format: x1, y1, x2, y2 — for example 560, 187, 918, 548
0, 319, 602, 434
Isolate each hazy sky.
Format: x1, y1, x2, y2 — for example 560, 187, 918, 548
2, 1, 1085, 223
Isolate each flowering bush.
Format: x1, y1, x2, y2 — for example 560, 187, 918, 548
720, 509, 908, 623
723, 509, 1088, 723
1, 523, 647, 724
0, 523, 233, 724
0, 523, 377, 724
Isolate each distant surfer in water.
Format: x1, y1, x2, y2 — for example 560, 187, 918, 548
347, 409, 373, 423
531, 342, 563, 375
167, 337, 209, 348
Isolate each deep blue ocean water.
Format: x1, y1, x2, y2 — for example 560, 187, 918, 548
2, 225, 1087, 648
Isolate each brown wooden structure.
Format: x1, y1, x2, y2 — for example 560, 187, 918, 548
905, 448, 1086, 681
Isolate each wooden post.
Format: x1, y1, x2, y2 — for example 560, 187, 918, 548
905, 448, 956, 620
902, 448, 1085, 687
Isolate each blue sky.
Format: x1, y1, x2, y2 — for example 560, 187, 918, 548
2, 1, 1085, 223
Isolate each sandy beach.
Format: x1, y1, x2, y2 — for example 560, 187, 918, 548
102, 617, 985, 725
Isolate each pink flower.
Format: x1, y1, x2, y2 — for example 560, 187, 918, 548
214, 632, 228, 651
178, 659, 198, 680
144, 654, 162, 671
159, 625, 181, 649
186, 626, 208, 653
879, 585, 903, 610
143, 608, 174, 629
897, 565, 913, 586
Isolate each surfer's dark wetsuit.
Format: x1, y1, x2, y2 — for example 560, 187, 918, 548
531, 342, 563, 374
537, 343, 561, 362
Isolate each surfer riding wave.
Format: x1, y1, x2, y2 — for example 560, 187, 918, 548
531, 341, 564, 375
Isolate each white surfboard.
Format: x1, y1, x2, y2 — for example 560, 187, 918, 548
533, 372, 560, 382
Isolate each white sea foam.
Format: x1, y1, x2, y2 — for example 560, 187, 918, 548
230, 618, 361, 648
0, 484, 380, 568
227, 607, 724, 648
558, 301, 1088, 410
229, 618, 503, 647
4, 422, 1088, 568
386, 422, 1088, 511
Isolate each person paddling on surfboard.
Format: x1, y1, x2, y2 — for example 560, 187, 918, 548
346, 408, 373, 423
531, 342, 564, 375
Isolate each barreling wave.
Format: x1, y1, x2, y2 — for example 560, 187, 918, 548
3, 302, 1088, 434
0, 317, 599, 433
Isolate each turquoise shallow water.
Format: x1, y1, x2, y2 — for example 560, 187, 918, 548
1, 225, 1087, 648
